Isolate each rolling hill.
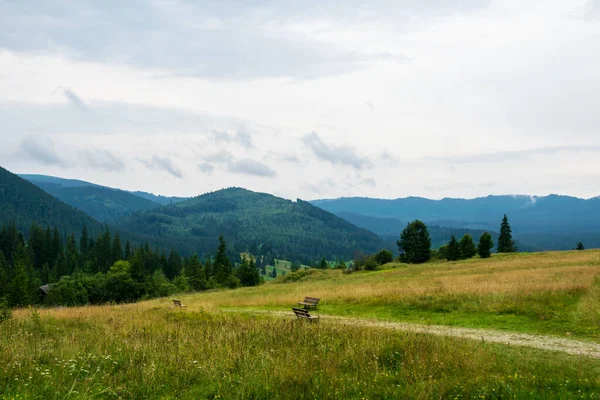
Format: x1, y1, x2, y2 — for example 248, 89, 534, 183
116, 187, 383, 262
0, 166, 104, 235
21, 174, 186, 222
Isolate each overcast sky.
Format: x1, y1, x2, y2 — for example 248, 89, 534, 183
1, 0, 599, 200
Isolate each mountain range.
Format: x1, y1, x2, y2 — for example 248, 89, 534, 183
8, 168, 600, 255
312, 195, 600, 250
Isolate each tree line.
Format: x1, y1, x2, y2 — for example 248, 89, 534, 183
0, 222, 261, 308
397, 214, 518, 264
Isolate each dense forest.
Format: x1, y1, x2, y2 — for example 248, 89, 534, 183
0, 167, 103, 236
116, 188, 383, 263
0, 221, 261, 308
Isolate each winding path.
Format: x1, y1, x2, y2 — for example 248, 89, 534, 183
225, 309, 600, 359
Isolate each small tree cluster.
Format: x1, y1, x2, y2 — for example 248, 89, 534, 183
440, 232, 494, 261
352, 249, 394, 272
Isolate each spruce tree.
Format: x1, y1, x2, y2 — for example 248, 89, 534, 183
124, 241, 132, 260
575, 242, 585, 251
214, 235, 232, 285
497, 214, 516, 253
112, 233, 123, 263
166, 249, 182, 280
477, 233, 494, 258
8, 259, 30, 307
446, 235, 461, 261
0, 250, 9, 299
459, 234, 477, 260
397, 220, 432, 264
185, 254, 207, 291
319, 257, 328, 269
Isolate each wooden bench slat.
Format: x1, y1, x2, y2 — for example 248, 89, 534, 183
292, 307, 319, 322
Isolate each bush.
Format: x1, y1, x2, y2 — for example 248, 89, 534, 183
374, 249, 394, 265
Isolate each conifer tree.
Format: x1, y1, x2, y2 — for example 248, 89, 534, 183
8, 259, 30, 307
446, 235, 461, 261
0, 250, 9, 299
214, 235, 232, 285
459, 234, 477, 260
319, 257, 328, 269
477, 233, 494, 258
270, 267, 277, 278
185, 254, 207, 291
575, 242, 585, 251
166, 248, 182, 280
397, 220, 432, 264
112, 233, 123, 263
237, 256, 261, 287
124, 240, 132, 260
80, 225, 89, 256
497, 214, 516, 253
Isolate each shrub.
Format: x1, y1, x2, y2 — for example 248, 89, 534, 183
374, 249, 394, 265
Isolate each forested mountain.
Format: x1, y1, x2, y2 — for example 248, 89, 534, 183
0, 167, 103, 236
116, 188, 383, 262
21, 174, 186, 221
313, 195, 600, 250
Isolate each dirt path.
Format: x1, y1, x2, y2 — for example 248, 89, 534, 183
225, 309, 600, 359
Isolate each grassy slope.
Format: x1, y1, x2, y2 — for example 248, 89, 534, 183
186, 250, 600, 340
2, 250, 600, 398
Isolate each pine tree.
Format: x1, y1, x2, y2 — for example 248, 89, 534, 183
0, 250, 9, 300
459, 234, 477, 260
497, 214, 516, 253
80, 225, 89, 256
214, 235, 232, 285
318, 257, 328, 269
124, 240, 132, 260
477, 233, 494, 258
237, 256, 260, 287
166, 248, 182, 280
112, 233, 123, 263
446, 235, 461, 261
270, 267, 277, 278
185, 254, 207, 291
291, 261, 300, 272
8, 259, 31, 307
397, 220, 432, 264
575, 242, 585, 251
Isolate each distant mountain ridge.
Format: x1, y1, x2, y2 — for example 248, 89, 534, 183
21, 174, 188, 222
312, 195, 600, 250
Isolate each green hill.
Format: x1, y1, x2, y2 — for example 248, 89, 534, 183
0, 166, 103, 235
20, 174, 184, 222
116, 187, 383, 262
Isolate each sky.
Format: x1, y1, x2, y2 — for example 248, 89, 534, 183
1, 0, 599, 200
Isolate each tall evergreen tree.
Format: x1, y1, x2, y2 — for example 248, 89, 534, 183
575, 242, 585, 251
477, 233, 494, 258
397, 220, 432, 264
80, 225, 89, 256
166, 248, 182, 280
64, 233, 79, 274
459, 234, 477, 260
446, 235, 461, 261
237, 256, 261, 287
497, 214, 516, 253
124, 240, 132, 260
185, 254, 207, 291
214, 235, 232, 285
8, 258, 31, 307
0, 250, 9, 300
112, 233, 123, 263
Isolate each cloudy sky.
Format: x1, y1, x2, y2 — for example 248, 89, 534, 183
1, 0, 599, 200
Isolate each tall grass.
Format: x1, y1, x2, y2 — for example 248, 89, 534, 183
1, 306, 599, 399
160, 250, 600, 338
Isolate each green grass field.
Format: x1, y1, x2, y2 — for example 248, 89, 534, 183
2, 250, 600, 398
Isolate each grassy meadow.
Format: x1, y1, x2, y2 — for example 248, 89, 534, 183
2, 250, 600, 398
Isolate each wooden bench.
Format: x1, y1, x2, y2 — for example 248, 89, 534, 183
298, 297, 320, 309
292, 307, 319, 322
172, 299, 187, 307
